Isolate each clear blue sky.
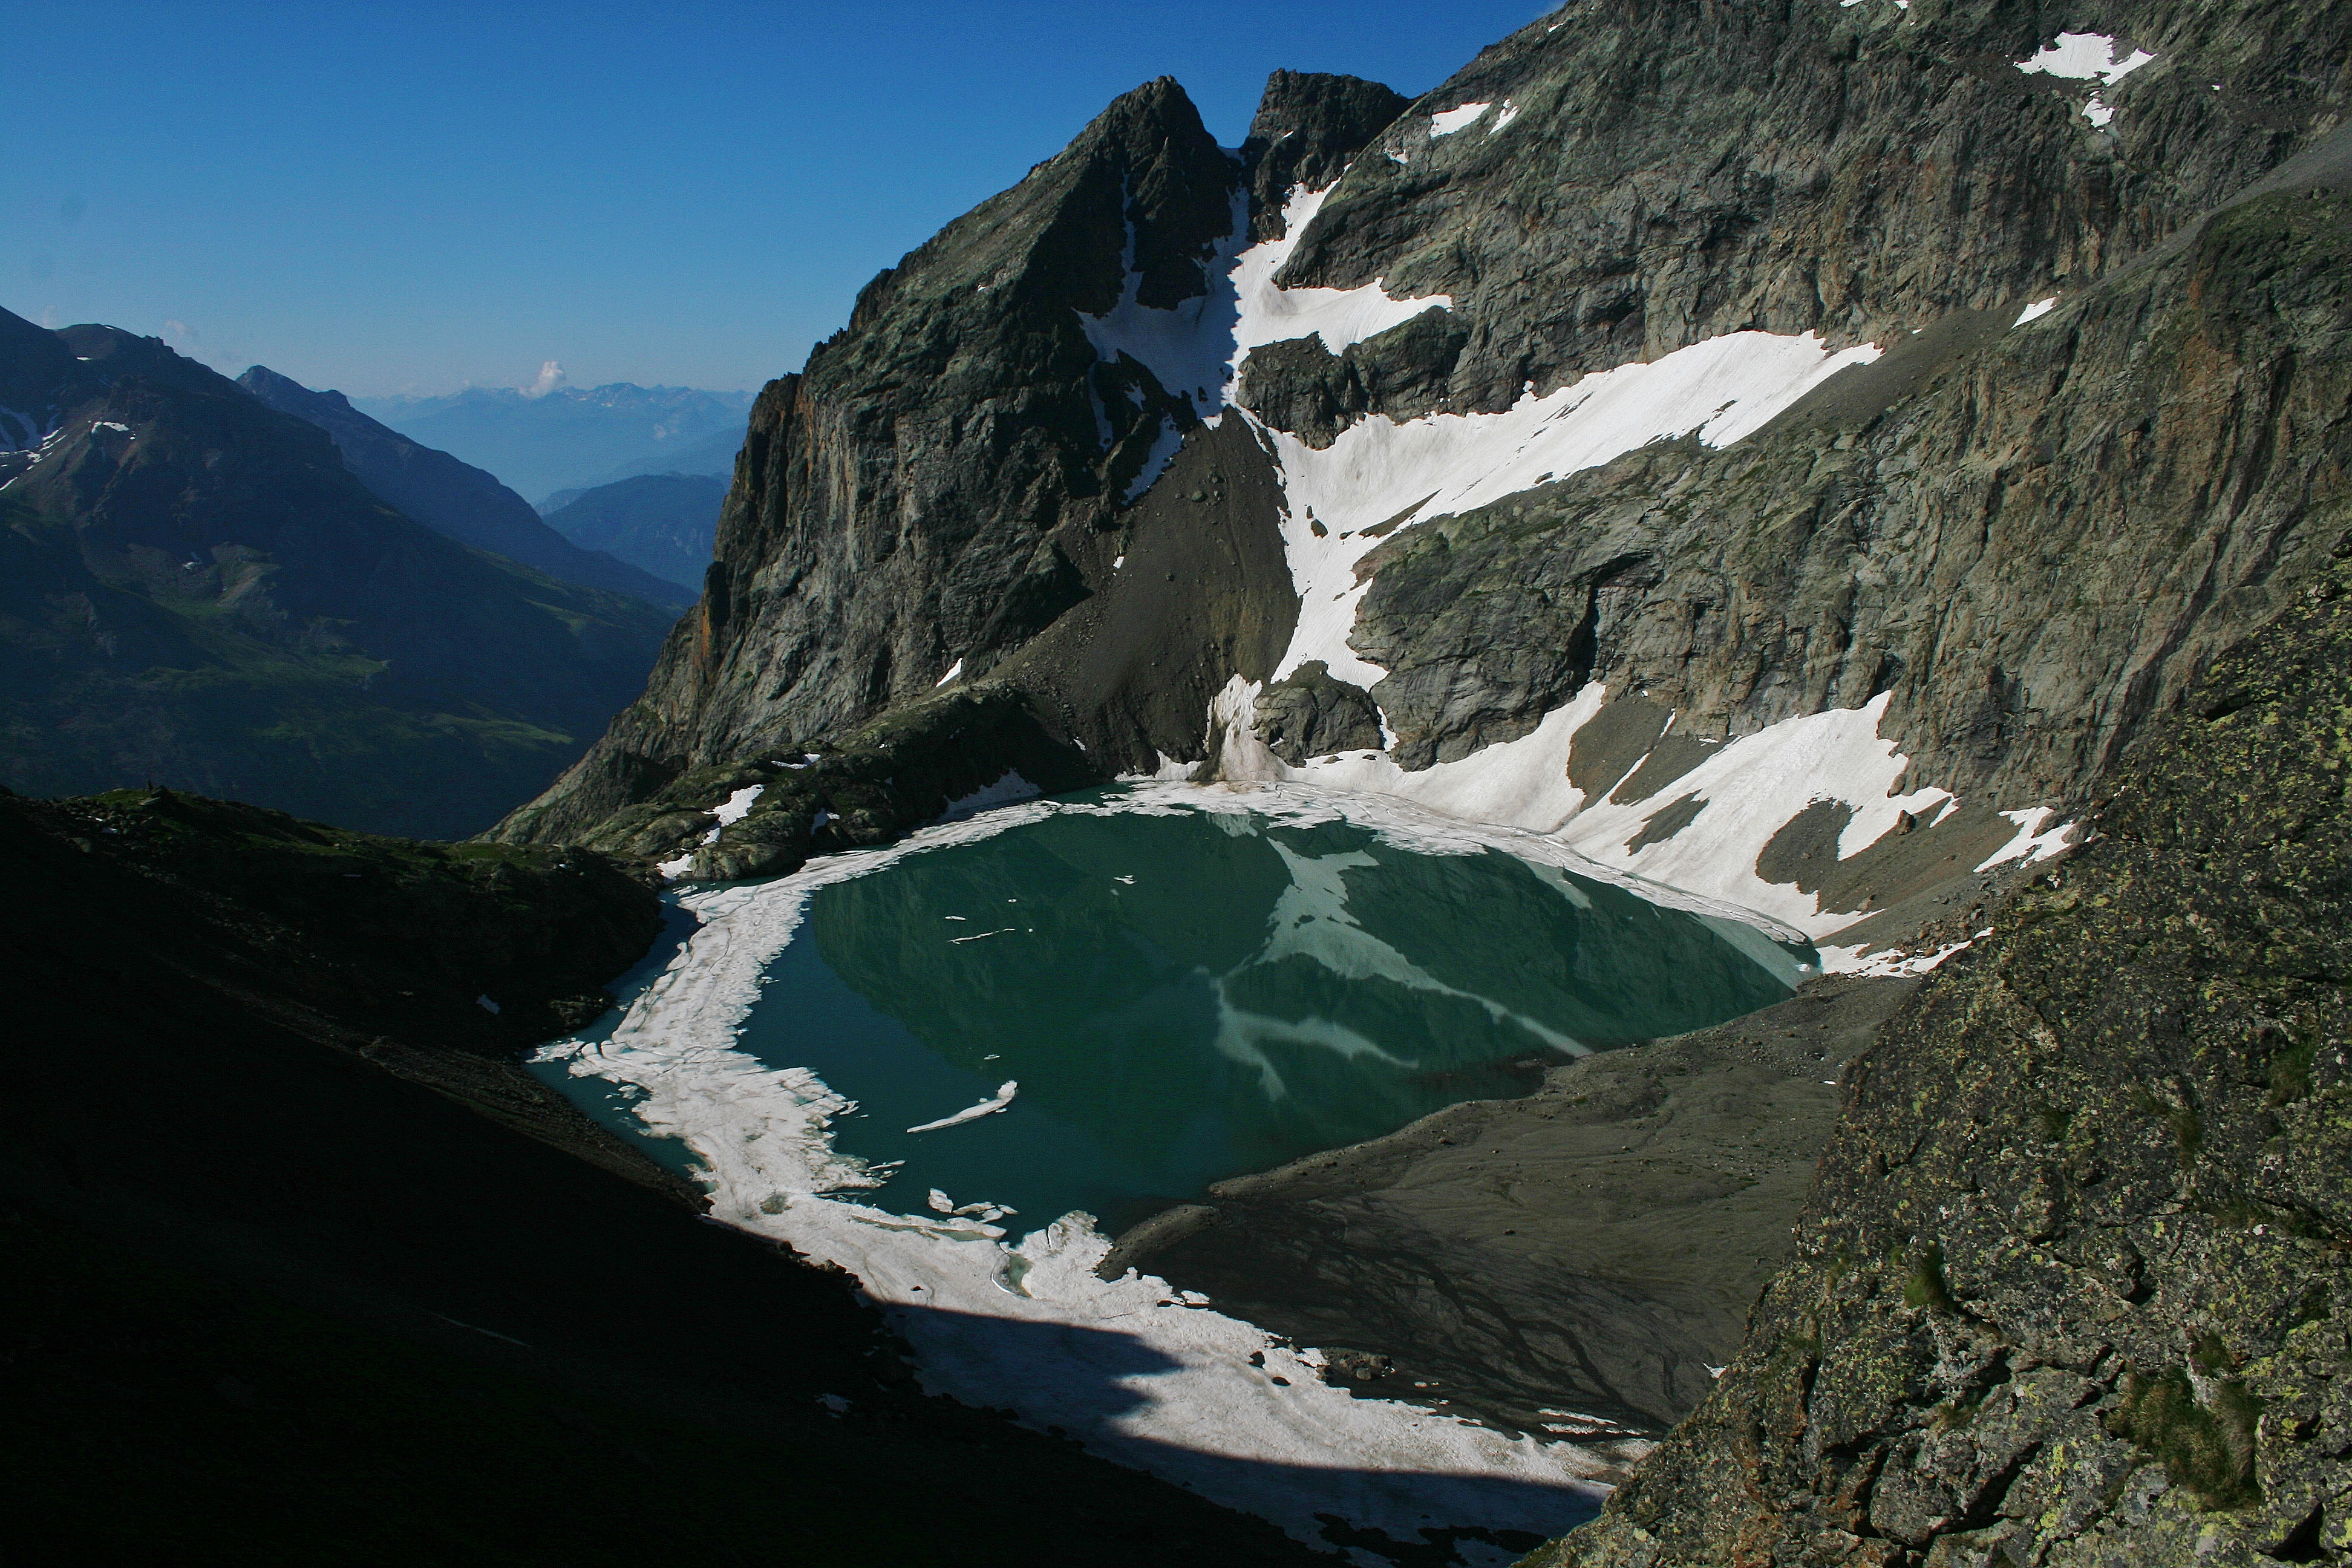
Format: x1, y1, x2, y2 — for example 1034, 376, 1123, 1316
2, 2, 1552, 398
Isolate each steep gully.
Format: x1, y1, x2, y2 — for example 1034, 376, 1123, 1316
488, 2, 2352, 1560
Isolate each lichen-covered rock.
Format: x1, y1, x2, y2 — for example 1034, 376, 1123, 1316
1527, 538, 2352, 1567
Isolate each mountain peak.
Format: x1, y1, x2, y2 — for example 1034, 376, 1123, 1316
1241, 71, 1409, 239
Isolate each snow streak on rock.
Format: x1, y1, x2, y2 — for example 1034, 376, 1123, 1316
1266, 330, 1882, 685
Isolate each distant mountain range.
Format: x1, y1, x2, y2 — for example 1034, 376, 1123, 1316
540, 472, 727, 593
353, 382, 751, 504
0, 307, 681, 838
239, 368, 693, 607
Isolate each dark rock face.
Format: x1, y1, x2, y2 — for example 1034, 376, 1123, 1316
1535, 541, 2352, 1568
0, 312, 678, 838
237, 365, 693, 607
1276, 0, 2350, 425
1236, 307, 1470, 448
1241, 69, 1411, 240
1255, 659, 1386, 764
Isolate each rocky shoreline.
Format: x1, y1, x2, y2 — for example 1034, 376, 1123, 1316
1120, 973, 1913, 1449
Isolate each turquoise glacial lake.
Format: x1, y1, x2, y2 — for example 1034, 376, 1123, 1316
655, 793, 1816, 1237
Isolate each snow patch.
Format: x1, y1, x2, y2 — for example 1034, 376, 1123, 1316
1555, 694, 1950, 940
1489, 99, 1521, 133
698, 784, 765, 846
1815, 938, 1972, 978
2015, 32, 2155, 84
1124, 418, 1184, 501
935, 768, 1042, 822
1264, 330, 1882, 685
1229, 185, 1451, 376
2015, 32, 2154, 128
934, 658, 964, 688
2013, 296, 2059, 325
1429, 102, 1493, 136
1973, 806, 2076, 872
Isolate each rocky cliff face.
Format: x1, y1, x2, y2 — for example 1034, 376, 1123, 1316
0, 312, 676, 838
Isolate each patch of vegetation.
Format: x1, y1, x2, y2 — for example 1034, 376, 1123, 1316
1903, 1241, 1955, 1314
2268, 1030, 2320, 1106
2108, 1362, 2265, 1511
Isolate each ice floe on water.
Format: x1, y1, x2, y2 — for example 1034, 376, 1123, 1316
906, 1080, 1018, 1134
543, 788, 1665, 1560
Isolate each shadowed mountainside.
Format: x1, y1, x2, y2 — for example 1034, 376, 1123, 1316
0, 785, 1331, 1566
0, 310, 676, 838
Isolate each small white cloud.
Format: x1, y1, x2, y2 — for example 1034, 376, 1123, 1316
164, 319, 197, 344
524, 359, 569, 398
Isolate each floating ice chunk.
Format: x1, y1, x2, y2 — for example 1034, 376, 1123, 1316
1975, 806, 2075, 871
817, 1394, 849, 1416
475, 993, 501, 1014
1112, 554, 1125, 570
1429, 102, 1492, 136
906, 1081, 1019, 1134
2015, 31, 2155, 84
935, 658, 964, 687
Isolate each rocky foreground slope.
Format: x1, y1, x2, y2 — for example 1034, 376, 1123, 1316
1534, 498, 2352, 1568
